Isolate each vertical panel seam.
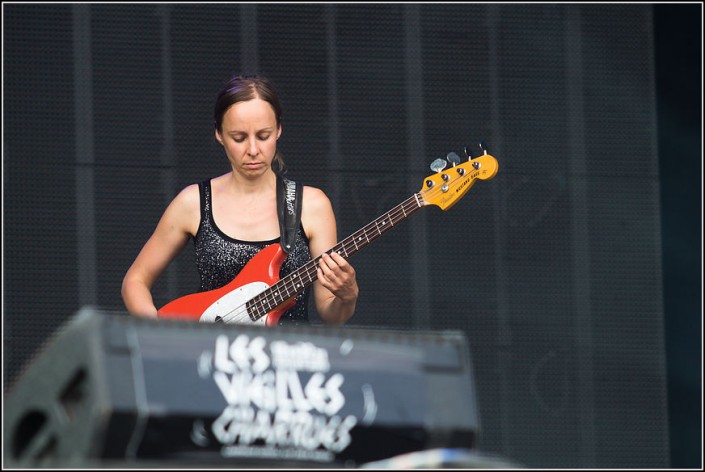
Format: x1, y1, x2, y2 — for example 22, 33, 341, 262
241, 4, 259, 73
158, 4, 178, 302
405, 4, 431, 329
565, 5, 596, 466
486, 2, 513, 456
73, 4, 97, 306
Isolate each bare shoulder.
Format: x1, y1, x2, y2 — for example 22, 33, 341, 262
302, 185, 333, 213
171, 183, 200, 212
160, 183, 201, 236
301, 186, 336, 249
301, 185, 336, 242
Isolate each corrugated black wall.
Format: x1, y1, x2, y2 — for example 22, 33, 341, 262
3, 3, 679, 468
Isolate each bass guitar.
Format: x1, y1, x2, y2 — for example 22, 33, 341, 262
158, 148, 499, 325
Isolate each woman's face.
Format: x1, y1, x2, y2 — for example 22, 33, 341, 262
215, 97, 282, 178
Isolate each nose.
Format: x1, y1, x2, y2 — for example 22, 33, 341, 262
247, 138, 258, 156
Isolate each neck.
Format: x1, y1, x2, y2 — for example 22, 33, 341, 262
228, 170, 277, 195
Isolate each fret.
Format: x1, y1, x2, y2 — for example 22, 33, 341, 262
303, 269, 313, 284
385, 213, 394, 229
257, 298, 268, 316
246, 300, 258, 321
282, 282, 293, 298
254, 194, 425, 317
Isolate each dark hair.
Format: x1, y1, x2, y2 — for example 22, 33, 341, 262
213, 75, 285, 173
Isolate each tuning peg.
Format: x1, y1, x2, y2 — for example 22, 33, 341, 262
479, 140, 488, 155
430, 158, 447, 173
464, 146, 474, 160
446, 152, 461, 167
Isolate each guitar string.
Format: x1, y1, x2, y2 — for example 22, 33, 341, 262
246, 195, 422, 320
219, 166, 472, 324
219, 195, 421, 324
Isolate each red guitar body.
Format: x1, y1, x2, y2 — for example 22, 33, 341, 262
157, 243, 293, 326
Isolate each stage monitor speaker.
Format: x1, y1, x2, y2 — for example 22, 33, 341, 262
4, 306, 480, 468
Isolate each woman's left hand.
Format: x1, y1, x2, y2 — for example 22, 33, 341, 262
317, 251, 359, 302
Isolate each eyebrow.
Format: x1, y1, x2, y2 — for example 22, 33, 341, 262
226, 128, 274, 135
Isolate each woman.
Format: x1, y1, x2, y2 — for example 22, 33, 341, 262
121, 75, 358, 325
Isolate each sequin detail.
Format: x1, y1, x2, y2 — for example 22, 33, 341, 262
193, 179, 312, 325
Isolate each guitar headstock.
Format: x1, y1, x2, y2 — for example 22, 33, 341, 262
419, 146, 499, 210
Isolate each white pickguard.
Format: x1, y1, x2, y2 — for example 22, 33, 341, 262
199, 281, 269, 325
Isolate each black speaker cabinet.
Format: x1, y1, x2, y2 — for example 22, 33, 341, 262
4, 306, 480, 467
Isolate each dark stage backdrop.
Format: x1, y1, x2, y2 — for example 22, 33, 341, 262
3, 3, 672, 468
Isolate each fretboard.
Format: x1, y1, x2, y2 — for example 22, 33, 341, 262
247, 193, 425, 320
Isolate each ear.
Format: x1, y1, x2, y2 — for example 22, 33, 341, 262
276, 124, 282, 140
215, 129, 224, 146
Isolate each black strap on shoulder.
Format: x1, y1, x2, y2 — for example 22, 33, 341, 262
276, 173, 303, 254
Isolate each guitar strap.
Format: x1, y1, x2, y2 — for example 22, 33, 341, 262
276, 173, 303, 254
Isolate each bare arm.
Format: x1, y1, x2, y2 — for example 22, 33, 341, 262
121, 184, 200, 318
302, 186, 359, 325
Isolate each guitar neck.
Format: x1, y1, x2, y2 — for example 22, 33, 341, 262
248, 193, 425, 318
332, 193, 425, 260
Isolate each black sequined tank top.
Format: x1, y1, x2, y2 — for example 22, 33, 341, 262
193, 179, 312, 325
